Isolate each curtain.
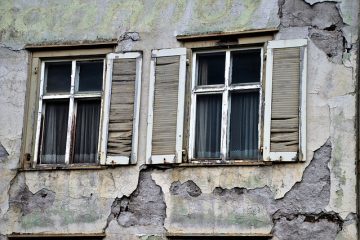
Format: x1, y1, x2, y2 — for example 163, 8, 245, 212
41, 101, 69, 164
229, 91, 259, 159
73, 100, 101, 163
195, 94, 222, 158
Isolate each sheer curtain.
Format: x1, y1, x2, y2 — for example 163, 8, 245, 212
195, 94, 222, 158
73, 100, 101, 163
41, 101, 69, 164
229, 91, 259, 159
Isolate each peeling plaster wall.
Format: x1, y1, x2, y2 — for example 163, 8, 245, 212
0, 0, 358, 239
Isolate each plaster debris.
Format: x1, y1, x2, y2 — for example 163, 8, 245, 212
278, 0, 348, 63
107, 170, 166, 228
170, 180, 202, 197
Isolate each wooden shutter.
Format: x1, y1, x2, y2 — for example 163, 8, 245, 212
100, 52, 142, 165
263, 39, 307, 162
146, 48, 186, 164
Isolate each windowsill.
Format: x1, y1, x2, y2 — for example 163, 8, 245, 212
177, 160, 272, 167
166, 232, 272, 238
20, 164, 107, 171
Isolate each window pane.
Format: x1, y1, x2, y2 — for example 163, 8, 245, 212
195, 94, 222, 158
229, 91, 259, 159
197, 53, 225, 85
73, 99, 101, 163
45, 62, 72, 93
77, 60, 103, 92
41, 101, 69, 164
231, 49, 261, 84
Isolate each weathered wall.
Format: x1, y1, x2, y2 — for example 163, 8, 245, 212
0, 0, 358, 239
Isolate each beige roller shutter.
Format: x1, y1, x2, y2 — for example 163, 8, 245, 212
100, 52, 142, 165
146, 48, 186, 164
263, 39, 307, 162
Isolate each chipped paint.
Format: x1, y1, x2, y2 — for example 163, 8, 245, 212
0, 0, 358, 239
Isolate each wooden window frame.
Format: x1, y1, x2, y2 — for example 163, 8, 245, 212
33, 58, 105, 167
21, 46, 115, 170
188, 47, 264, 162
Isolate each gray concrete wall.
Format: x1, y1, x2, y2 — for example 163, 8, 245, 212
0, 0, 359, 239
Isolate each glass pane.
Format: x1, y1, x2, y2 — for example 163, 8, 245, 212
195, 94, 222, 158
73, 99, 101, 163
231, 49, 261, 84
77, 60, 103, 92
229, 91, 259, 159
197, 52, 225, 85
45, 62, 72, 93
41, 101, 69, 164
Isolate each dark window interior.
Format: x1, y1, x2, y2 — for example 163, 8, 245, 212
197, 52, 225, 85
231, 49, 261, 84
77, 60, 103, 92
45, 62, 72, 93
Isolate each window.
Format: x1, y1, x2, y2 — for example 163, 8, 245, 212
22, 46, 142, 168
34, 59, 104, 165
189, 48, 262, 161
146, 38, 307, 164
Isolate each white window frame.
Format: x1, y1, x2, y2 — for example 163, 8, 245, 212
263, 39, 307, 161
33, 58, 106, 167
99, 52, 142, 165
188, 47, 264, 162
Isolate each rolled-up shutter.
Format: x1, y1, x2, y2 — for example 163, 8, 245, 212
146, 48, 186, 164
263, 39, 307, 162
100, 52, 142, 165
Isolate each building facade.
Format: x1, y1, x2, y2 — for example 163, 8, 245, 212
0, 0, 359, 239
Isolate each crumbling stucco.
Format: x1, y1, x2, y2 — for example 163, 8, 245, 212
278, 0, 350, 63
0, 143, 9, 159
0, 0, 358, 239
106, 170, 166, 228
170, 181, 202, 198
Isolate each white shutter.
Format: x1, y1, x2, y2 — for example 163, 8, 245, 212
146, 48, 186, 164
100, 52, 142, 165
263, 39, 307, 162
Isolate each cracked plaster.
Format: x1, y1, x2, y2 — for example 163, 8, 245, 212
0, 0, 358, 239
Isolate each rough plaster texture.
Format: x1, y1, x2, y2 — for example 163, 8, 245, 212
0, 0, 358, 239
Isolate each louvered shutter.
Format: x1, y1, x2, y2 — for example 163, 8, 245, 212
263, 39, 307, 162
100, 52, 142, 165
146, 48, 186, 164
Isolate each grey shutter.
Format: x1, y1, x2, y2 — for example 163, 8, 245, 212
263, 39, 307, 162
100, 52, 142, 165
146, 48, 186, 164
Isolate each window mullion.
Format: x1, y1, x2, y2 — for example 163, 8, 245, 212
220, 51, 231, 161
64, 60, 76, 165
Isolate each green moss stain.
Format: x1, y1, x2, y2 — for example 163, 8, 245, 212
0, 0, 271, 45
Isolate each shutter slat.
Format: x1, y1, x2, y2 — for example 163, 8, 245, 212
107, 58, 136, 156
263, 39, 307, 162
152, 56, 180, 155
270, 48, 300, 152
147, 48, 186, 164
